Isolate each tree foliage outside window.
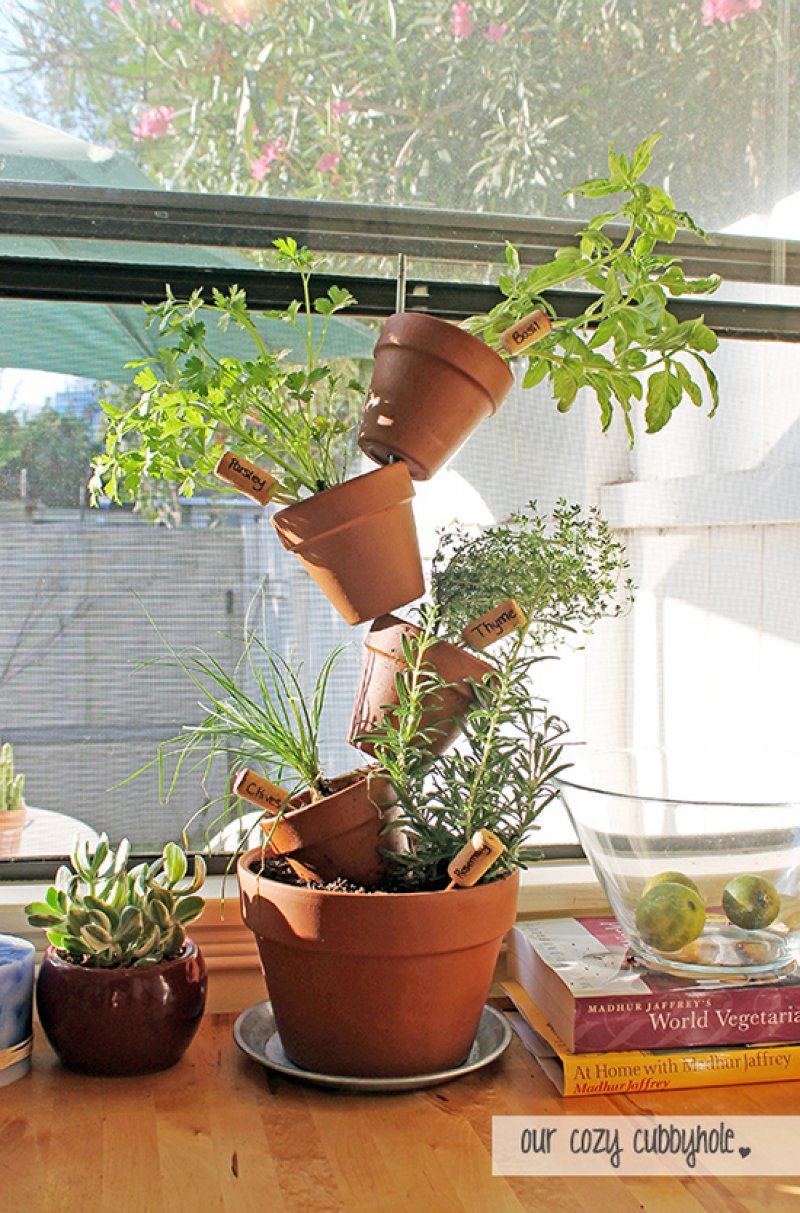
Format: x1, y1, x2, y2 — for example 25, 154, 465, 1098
1, 0, 793, 232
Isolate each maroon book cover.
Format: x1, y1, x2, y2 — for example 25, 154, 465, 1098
507, 916, 800, 1053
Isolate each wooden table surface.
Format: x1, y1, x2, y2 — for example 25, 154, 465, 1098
3, 1013, 800, 1213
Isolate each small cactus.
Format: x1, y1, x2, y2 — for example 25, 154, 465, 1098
0, 742, 25, 813
25, 835, 206, 968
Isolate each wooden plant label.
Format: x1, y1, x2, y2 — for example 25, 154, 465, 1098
232, 768, 289, 814
500, 309, 552, 356
461, 598, 528, 650
446, 830, 505, 889
215, 450, 278, 506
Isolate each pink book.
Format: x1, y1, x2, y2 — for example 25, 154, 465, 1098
506, 916, 800, 1053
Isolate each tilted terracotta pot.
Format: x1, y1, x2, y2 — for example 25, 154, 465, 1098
238, 849, 519, 1077
349, 614, 497, 758
36, 940, 207, 1076
271, 462, 424, 625
263, 768, 398, 887
359, 312, 514, 480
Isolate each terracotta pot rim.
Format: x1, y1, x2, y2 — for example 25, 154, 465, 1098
272, 462, 414, 548
265, 767, 391, 852
375, 312, 514, 410
365, 614, 497, 683
238, 846, 517, 903
42, 938, 199, 975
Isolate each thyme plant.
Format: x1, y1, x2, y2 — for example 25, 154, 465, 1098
89, 237, 365, 507
463, 135, 721, 443
430, 499, 633, 650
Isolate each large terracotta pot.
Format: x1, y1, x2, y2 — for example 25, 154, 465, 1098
36, 940, 207, 1076
263, 768, 398, 887
238, 849, 519, 1077
271, 462, 424, 625
359, 312, 514, 480
349, 614, 497, 757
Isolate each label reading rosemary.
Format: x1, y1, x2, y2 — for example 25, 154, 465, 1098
232, 768, 289, 813
500, 309, 552, 356
447, 829, 505, 887
215, 450, 278, 505
462, 598, 528, 649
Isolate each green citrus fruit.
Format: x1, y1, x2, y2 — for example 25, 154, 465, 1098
635, 881, 706, 952
642, 870, 702, 898
722, 875, 781, 930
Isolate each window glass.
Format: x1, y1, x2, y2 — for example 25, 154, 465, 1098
0, 1, 796, 239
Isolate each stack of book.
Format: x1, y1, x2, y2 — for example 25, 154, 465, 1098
503, 915, 800, 1095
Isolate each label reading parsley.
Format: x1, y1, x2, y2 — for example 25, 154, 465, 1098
232, 768, 289, 813
500, 309, 552, 356
462, 598, 528, 650
215, 450, 278, 505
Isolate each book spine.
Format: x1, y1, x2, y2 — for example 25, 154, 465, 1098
560, 1042, 800, 1096
573, 991, 800, 1053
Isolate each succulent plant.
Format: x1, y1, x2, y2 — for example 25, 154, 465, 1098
0, 742, 25, 813
25, 835, 206, 968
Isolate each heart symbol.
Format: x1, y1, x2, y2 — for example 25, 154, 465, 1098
739, 1147, 751, 1159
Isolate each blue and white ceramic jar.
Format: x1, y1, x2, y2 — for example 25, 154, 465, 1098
0, 935, 36, 1087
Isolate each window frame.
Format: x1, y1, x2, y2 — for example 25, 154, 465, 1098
1, 181, 799, 880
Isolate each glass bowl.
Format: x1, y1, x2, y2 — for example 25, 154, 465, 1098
556, 748, 800, 981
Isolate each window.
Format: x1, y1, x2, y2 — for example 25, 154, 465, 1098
1, 0, 799, 871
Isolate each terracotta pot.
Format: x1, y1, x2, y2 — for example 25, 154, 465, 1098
359, 312, 514, 480
0, 808, 26, 859
349, 614, 497, 757
238, 849, 519, 1077
271, 462, 424, 625
36, 940, 207, 1076
263, 769, 397, 887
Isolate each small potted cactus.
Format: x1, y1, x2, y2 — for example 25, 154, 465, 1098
25, 835, 207, 1075
0, 741, 27, 859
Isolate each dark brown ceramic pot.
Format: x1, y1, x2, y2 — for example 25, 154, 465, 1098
348, 614, 497, 757
359, 312, 514, 480
36, 940, 207, 1076
238, 849, 518, 1078
263, 768, 397, 887
270, 462, 424, 625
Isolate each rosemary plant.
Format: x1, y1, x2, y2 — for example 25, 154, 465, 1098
368, 609, 570, 886
367, 500, 633, 886
462, 135, 721, 443
89, 237, 365, 507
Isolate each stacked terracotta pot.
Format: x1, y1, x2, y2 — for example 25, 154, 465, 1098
239, 313, 520, 1079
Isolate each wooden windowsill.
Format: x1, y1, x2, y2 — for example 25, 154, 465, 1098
0, 862, 611, 1014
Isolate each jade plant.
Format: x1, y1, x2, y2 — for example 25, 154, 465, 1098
462, 135, 721, 442
88, 237, 366, 507
25, 835, 206, 968
0, 742, 25, 813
